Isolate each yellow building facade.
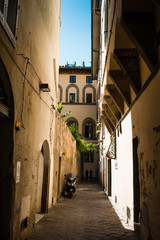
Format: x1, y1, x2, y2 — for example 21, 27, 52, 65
59, 65, 98, 180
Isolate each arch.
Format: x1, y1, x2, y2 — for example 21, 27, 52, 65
82, 84, 96, 103
0, 58, 15, 239
66, 117, 79, 130
66, 84, 79, 103
82, 117, 96, 139
58, 84, 63, 102
36, 140, 50, 213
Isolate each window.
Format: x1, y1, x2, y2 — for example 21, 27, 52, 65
85, 121, 93, 138
84, 151, 94, 162
86, 76, 92, 83
69, 93, 75, 103
86, 93, 92, 103
0, 0, 19, 44
70, 76, 76, 83
104, 0, 108, 45
66, 118, 78, 129
67, 121, 78, 129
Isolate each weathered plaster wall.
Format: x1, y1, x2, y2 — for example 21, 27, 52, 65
99, 116, 134, 228
52, 112, 79, 204
111, 114, 134, 228
0, 0, 61, 239
131, 69, 160, 240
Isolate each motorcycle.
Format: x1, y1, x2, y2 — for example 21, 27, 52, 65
64, 173, 77, 198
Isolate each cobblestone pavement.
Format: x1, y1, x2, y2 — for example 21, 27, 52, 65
23, 182, 138, 240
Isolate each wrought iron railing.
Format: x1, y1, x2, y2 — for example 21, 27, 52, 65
106, 132, 116, 159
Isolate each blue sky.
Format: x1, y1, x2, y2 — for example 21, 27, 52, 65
59, 0, 91, 67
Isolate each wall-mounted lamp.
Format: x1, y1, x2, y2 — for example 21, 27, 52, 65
40, 83, 50, 92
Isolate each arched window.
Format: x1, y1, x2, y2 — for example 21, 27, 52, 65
66, 84, 79, 103
85, 121, 93, 138
82, 84, 96, 103
82, 118, 96, 139
66, 117, 79, 130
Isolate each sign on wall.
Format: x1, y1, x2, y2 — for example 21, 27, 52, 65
16, 161, 21, 183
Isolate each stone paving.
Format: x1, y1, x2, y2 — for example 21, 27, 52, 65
23, 182, 139, 240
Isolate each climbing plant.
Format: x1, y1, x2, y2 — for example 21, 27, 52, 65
57, 102, 98, 152
57, 101, 71, 118
67, 123, 98, 153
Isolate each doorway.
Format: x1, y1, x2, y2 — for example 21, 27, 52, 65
0, 58, 15, 239
57, 156, 62, 201
107, 158, 112, 196
133, 137, 140, 223
36, 140, 50, 216
36, 152, 44, 213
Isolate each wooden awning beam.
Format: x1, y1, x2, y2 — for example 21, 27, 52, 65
106, 85, 124, 114
108, 70, 131, 106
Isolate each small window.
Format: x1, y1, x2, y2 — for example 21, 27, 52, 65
69, 93, 75, 103
70, 76, 76, 83
86, 93, 92, 103
84, 151, 94, 162
104, 0, 108, 45
85, 121, 93, 138
86, 76, 92, 83
0, 0, 19, 45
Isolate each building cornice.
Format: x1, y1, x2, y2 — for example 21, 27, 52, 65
62, 102, 97, 105
59, 66, 91, 74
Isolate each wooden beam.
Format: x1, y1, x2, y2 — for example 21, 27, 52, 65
114, 48, 141, 94
102, 104, 117, 126
108, 70, 131, 106
102, 110, 115, 131
104, 95, 121, 121
101, 115, 112, 134
106, 85, 124, 114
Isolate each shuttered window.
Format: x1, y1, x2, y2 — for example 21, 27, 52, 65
86, 76, 92, 83
70, 76, 76, 83
0, 0, 4, 13
0, 0, 20, 45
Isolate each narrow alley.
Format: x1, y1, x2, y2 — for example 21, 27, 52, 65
23, 183, 138, 240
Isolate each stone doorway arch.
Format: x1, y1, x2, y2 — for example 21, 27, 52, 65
0, 58, 15, 239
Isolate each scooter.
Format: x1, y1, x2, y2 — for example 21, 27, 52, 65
64, 173, 77, 198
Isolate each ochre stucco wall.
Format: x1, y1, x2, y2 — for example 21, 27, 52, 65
52, 112, 79, 204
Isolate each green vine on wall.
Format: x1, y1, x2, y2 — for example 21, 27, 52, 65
68, 123, 98, 153
57, 102, 98, 153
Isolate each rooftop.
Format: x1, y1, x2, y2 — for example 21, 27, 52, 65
59, 63, 91, 74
